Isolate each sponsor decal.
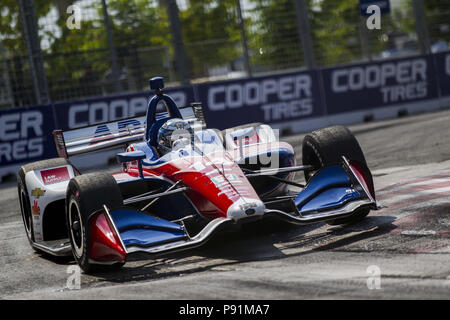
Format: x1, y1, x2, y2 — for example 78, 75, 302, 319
31, 200, 40, 216
211, 175, 225, 186
88, 118, 143, 146
40, 166, 70, 185
233, 128, 261, 146
31, 188, 46, 199
211, 173, 241, 186
239, 202, 257, 210
240, 202, 258, 215
226, 173, 239, 181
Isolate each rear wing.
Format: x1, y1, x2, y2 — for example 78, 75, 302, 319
53, 105, 205, 158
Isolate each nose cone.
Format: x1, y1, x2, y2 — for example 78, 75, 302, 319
226, 198, 265, 221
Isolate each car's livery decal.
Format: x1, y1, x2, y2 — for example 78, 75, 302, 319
40, 166, 70, 185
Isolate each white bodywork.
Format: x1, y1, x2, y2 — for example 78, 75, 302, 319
24, 165, 75, 241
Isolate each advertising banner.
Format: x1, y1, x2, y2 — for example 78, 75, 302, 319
433, 51, 450, 97
1, 53, 447, 172
0, 104, 56, 166
52, 86, 195, 131
322, 55, 439, 114
196, 70, 325, 130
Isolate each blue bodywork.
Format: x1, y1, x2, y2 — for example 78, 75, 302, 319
294, 166, 362, 214
110, 209, 188, 248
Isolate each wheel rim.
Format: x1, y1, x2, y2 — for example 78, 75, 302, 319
19, 188, 32, 237
69, 199, 84, 258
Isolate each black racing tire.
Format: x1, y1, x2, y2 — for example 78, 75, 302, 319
66, 173, 124, 273
301, 126, 373, 225
17, 158, 74, 250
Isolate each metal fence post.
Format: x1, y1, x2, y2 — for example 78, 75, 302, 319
0, 42, 14, 108
412, 0, 431, 55
236, 0, 252, 77
359, 16, 373, 61
293, 0, 317, 69
165, 0, 191, 85
101, 0, 122, 93
18, 0, 50, 105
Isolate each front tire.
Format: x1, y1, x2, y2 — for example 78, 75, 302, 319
302, 126, 374, 225
66, 173, 124, 272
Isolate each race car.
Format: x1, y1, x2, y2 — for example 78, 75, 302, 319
18, 77, 378, 272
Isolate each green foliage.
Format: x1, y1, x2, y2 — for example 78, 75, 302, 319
400, 0, 450, 43
424, 0, 450, 43
179, 0, 242, 77
0, 0, 51, 54
312, 0, 364, 66
4, 0, 450, 105
248, 0, 303, 71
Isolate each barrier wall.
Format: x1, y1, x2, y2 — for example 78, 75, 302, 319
1, 52, 450, 179
197, 70, 326, 128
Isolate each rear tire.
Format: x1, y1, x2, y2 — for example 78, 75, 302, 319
301, 126, 373, 225
66, 173, 124, 273
17, 158, 74, 250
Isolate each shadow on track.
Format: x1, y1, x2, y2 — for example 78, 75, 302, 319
84, 215, 398, 284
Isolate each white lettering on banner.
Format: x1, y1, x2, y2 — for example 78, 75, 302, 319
109, 99, 128, 121
331, 58, 428, 104
69, 104, 88, 128
0, 113, 20, 140
261, 99, 313, 122
0, 111, 44, 164
0, 138, 44, 161
380, 82, 427, 103
207, 75, 313, 121
89, 102, 108, 124
67, 92, 186, 129
244, 81, 260, 105
0, 111, 43, 140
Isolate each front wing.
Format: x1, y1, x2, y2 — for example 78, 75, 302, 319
87, 157, 378, 264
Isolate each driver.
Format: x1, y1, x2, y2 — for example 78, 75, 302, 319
156, 118, 194, 156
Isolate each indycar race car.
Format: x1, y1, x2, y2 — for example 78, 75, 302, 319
18, 77, 378, 272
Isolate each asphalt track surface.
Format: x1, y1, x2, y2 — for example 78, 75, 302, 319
1, 109, 450, 299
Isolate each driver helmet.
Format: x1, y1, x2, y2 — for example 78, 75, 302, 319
156, 118, 194, 155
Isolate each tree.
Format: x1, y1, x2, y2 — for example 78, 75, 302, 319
248, 0, 304, 71
0, 0, 51, 54
399, 0, 450, 45
423, 0, 450, 44
179, 0, 242, 78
